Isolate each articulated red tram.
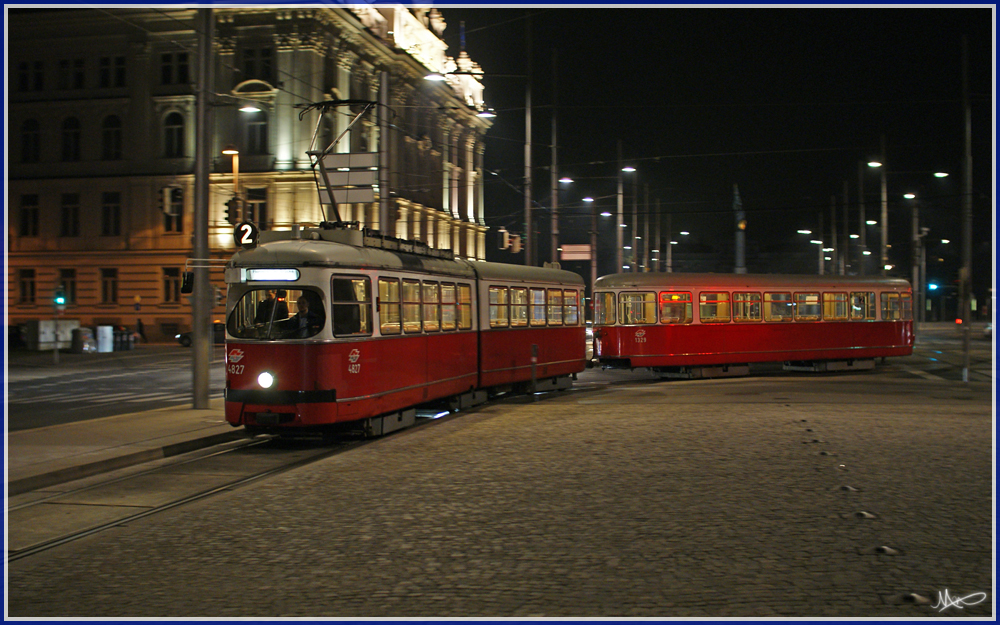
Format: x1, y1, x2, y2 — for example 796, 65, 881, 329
592, 273, 913, 377
223, 226, 585, 437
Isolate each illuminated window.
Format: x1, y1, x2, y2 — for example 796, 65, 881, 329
547, 289, 564, 326
794, 292, 821, 321
594, 291, 616, 325
699, 292, 731, 323
733, 292, 762, 322
457, 284, 473, 330
823, 292, 849, 321
422, 281, 440, 332
850, 292, 877, 320
441, 283, 457, 331
530, 288, 547, 326
764, 292, 793, 322
563, 290, 580, 325
620, 292, 657, 324
379, 278, 401, 335
489, 286, 508, 328
880, 292, 912, 321
403, 280, 422, 333
659, 292, 692, 324
510, 288, 528, 327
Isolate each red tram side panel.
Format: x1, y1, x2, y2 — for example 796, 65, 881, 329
593, 273, 913, 373
222, 229, 585, 436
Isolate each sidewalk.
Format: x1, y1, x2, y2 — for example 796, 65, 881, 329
6, 398, 240, 496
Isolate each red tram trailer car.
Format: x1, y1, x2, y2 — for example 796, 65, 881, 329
592, 273, 913, 378
222, 226, 586, 437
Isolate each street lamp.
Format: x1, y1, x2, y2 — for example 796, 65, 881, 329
867, 158, 888, 276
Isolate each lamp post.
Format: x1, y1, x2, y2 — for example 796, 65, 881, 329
867, 157, 888, 275
622, 164, 636, 271
583, 196, 596, 302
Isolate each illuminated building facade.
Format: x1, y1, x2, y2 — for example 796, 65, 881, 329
7, 7, 490, 341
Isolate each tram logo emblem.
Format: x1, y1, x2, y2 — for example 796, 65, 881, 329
348, 348, 361, 363
634, 329, 647, 344
228, 349, 245, 363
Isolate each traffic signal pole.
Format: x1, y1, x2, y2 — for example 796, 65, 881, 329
191, 8, 213, 409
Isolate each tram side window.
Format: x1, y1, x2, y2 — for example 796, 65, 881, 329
620, 292, 656, 325
659, 292, 693, 324
594, 291, 616, 325
764, 292, 793, 322
489, 286, 509, 328
403, 280, 422, 333
457, 284, 473, 330
547, 289, 563, 326
733, 292, 762, 322
880, 292, 912, 320
530, 288, 547, 326
850, 291, 877, 320
331, 277, 371, 336
699, 292, 731, 323
510, 288, 528, 327
441, 283, 457, 331
378, 278, 401, 335
563, 290, 580, 325
822, 292, 849, 321
794, 292, 821, 321
422, 282, 440, 332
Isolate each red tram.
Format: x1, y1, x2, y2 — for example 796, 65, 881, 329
592, 273, 913, 378
222, 226, 585, 437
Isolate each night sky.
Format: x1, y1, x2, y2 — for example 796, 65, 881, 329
433, 6, 994, 289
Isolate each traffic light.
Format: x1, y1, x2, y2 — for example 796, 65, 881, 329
498, 227, 510, 249
53, 284, 67, 309
225, 196, 239, 225
511, 234, 522, 254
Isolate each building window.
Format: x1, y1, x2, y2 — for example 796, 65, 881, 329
246, 111, 268, 155
245, 188, 267, 229
101, 268, 118, 304
19, 269, 36, 304
160, 52, 189, 85
21, 119, 40, 163
62, 117, 81, 161
58, 58, 85, 90
163, 268, 181, 303
32, 61, 44, 91
164, 187, 183, 233
241, 47, 273, 82
60, 193, 80, 237
17, 61, 30, 92
20, 194, 39, 237
164, 112, 184, 158
59, 269, 77, 304
101, 116, 123, 160
99, 55, 126, 88
102, 192, 121, 236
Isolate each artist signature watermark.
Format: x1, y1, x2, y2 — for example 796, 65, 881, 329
931, 589, 988, 612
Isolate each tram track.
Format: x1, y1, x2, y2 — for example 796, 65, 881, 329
6, 434, 373, 563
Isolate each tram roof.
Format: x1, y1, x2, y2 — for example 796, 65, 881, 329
468, 261, 586, 286
594, 272, 912, 291
230, 239, 477, 279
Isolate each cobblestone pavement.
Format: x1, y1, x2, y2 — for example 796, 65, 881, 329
6, 373, 993, 618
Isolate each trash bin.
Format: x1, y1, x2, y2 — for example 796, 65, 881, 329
96, 326, 114, 353
71, 327, 96, 354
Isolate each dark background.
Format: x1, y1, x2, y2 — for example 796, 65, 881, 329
433, 7, 994, 305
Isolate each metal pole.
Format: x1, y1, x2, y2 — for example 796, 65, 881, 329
616, 140, 623, 272
655, 198, 661, 273
830, 194, 837, 273
550, 49, 558, 264
880, 134, 888, 276
817, 210, 824, 275
961, 35, 973, 382
643, 183, 649, 271
734, 183, 746, 274
378, 69, 391, 235
911, 199, 920, 335
631, 174, 637, 272
192, 7, 213, 409
590, 199, 597, 309
666, 212, 673, 273
858, 161, 866, 276
842, 180, 848, 275
523, 16, 533, 266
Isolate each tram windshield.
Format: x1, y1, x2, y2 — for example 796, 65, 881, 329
228, 288, 326, 339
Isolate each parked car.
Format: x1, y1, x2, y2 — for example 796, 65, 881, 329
176, 322, 226, 347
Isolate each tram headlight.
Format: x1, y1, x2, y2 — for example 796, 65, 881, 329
258, 371, 275, 389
